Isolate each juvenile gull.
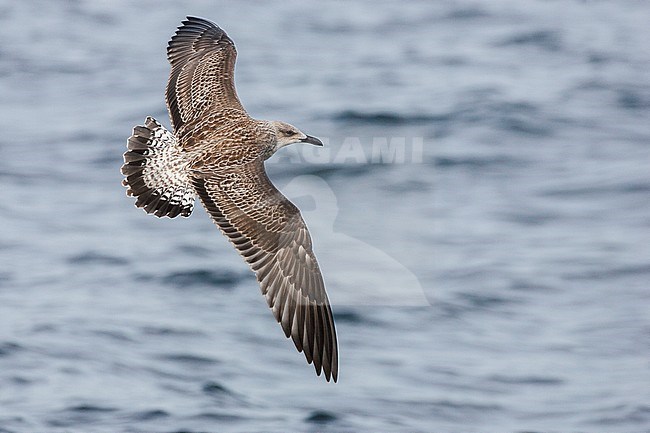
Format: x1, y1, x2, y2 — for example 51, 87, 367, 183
121, 16, 338, 382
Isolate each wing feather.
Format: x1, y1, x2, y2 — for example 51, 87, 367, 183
192, 160, 338, 382
166, 16, 246, 135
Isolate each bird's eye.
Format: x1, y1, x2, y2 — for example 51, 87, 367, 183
282, 129, 296, 136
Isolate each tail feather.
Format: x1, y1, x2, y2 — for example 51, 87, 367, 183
121, 117, 195, 218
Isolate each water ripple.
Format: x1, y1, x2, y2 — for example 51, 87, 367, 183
163, 269, 245, 289
497, 29, 563, 52
305, 410, 338, 424
157, 353, 220, 366
131, 409, 170, 421
333, 110, 450, 125
0, 342, 23, 357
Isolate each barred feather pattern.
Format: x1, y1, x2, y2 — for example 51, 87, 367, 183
121, 116, 195, 218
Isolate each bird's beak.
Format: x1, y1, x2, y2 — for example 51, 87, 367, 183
301, 135, 323, 146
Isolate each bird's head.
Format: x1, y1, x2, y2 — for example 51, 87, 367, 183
270, 121, 323, 151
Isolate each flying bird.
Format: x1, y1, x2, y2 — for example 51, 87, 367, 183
121, 16, 338, 382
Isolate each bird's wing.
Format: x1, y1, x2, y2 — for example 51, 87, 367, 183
166, 16, 246, 136
192, 159, 338, 382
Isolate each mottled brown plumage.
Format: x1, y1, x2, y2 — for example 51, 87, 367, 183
121, 16, 338, 382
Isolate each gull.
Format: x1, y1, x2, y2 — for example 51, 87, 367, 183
121, 16, 338, 382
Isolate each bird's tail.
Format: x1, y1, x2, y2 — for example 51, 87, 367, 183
121, 117, 195, 218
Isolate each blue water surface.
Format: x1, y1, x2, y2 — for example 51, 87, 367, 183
0, 1, 649, 432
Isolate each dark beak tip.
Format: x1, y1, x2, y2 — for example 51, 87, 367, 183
302, 135, 324, 146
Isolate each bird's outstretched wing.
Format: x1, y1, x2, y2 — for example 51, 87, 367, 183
166, 16, 246, 136
192, 159, 338, 382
